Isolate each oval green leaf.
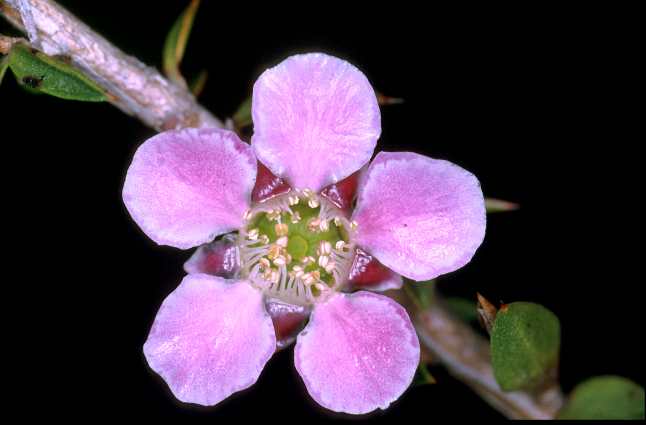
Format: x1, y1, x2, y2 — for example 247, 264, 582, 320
491, 302, 560, 391
8, 43, 106, 101
559, 376, 645, 419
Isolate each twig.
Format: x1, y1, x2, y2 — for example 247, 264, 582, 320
1, 0, 222, 130
393, 290, 565, 419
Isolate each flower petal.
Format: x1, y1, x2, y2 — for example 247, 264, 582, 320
183, 235, 239, 277
347, 248, 403, 292
251, 53, 380, 192
143, 274, 276, 406
123, 128, 257, 249
295, 291, 419, 414
352, 151, 486, 281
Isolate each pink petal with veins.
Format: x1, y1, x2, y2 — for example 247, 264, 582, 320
352, 151, 486, 281
144, 275, 275, 406
123, 128, 256, 249
252, 53, 380, 192
295, 291, 419, 414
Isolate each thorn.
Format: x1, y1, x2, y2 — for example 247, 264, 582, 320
377, 92, 405, 106
476, 292, 498, 335
485, 197, 520, 213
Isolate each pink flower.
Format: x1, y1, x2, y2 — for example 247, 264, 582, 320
122, 53, 486, 414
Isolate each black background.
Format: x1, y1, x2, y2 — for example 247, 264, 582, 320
2, 2, 642, 421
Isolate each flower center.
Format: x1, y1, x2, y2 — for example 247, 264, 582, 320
237, 189, 356, 305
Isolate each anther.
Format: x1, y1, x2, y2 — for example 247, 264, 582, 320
324, 261, 336, 274
350, 220, 358, 230
243, 209, 253, 221
273, 255, 287, 266
302, 188, 314, 198
334, 217, 342, 226
276, 236, 289, 248
288, 195, 300, 206
275, 223, 289, 237
268, 245, 282, 260
267, 210, 281, 221
308, 218, 321, 232
259, 234, 270, 244
247, 228, 259, 240
319, 219, 330, 232
318, 255, 330, 268
290, 211, 301, 223
318, 241, 332, 256
259, 258, 271, 269
335, 240, 346, 251
308, 197, 320, 209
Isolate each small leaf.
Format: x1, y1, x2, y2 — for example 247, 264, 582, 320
413, 362, 436, 386
491, 302, 560, 391
485, 197, 519, 213
558, 376, 645, 419
445, 297, 478, 323
232, 96, 252, 129
189, 69, 208, 97
8, 43, 106, 101
0, 55, 8, 86
163, 0, 201, 87
403, 279, 436, 311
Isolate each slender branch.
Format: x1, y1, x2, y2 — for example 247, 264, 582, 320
1, 0, 222, 130
393, 290, 565, 419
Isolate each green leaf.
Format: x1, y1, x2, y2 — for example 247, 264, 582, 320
485, 197, 519, 213
163, 0, 200, 86
413, 362, 436, 386
8, 43, 106, 101
189, 69, 208, 97
558, 376, 645, 419
0, 55, 8, 86
445, 297, 478, 322
403, 279, 436, 310
232, 96, 252, 129
491, 302, 560, 391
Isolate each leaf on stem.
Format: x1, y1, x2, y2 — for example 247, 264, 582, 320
445, 297, 479, 323
7, 43, 106, 101
413, 362, 437, 386
0, 55, 8, 86
163, 0, 201, 88
233, 96, 252, 130
490, 302, 560, 391
558, 376, 645, 419
189, 69, 208, 97
485, 197, 519, 213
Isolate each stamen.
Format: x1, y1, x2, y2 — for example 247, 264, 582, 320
318, 254, 330, 268
247, 228, 259, 240
275, 223, 289, 237
276, 236, 289, 248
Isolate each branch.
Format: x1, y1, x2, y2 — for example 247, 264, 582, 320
1, 0, 222, 130
394, 290, 565, 419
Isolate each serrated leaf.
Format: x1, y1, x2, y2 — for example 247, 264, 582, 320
163, 0, 200, 87
485, 197, 519, 213
0, 55, 8, 86
491, 302, 560, 391
232, 96, 252, 129
445, 297, 478, 322
413, 362, 436, 386
558, 376, 645, 419
8, 43, 106, 101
